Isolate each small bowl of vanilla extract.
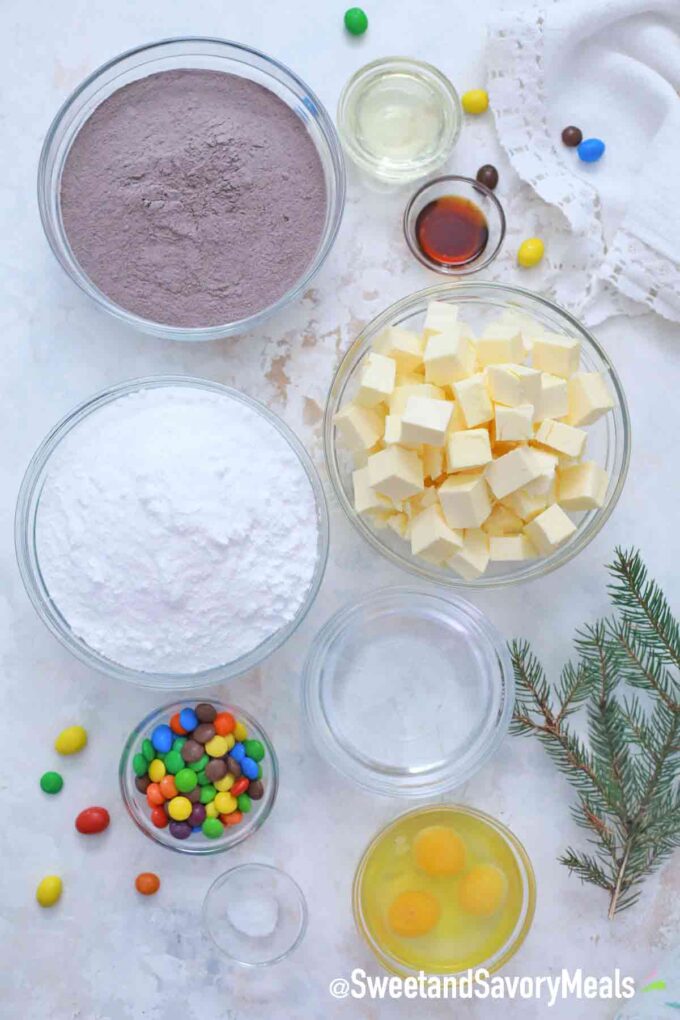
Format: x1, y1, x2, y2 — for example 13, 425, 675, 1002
403, 175, 505, 275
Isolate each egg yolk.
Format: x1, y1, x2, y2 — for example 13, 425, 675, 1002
413, 825, 466, 876
387, 890, 441, 937
458, 864, 508, 917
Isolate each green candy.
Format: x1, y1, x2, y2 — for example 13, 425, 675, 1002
257, 763, 263, 779
190, 754, 209, 773
172, 737, 186, 752
344, 6, 368, 35
175, 767, 198, 793
202, 817, 224, 839
132, 753, 149, 777
199, 784, 216, 804
164, 750, 184, 775
197, 770, 211, 786
244, 739, 265, 762
237, 793, 252, 814
40, 770, 63, 795
141, 739, 155, 763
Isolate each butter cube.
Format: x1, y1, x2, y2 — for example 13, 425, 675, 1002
494, 403, 534, 442
333, 402, 385, 451
383, 414, 402, 445
438, 473, 492, 529
446, 428, 493, 472
401, 396, 454, 447
535, 373, 568, 422
389, 383, 445, 415
448, 528, 490, 580
485, 447, 545, 500
501, 486, 551, 523
535, 419, 587, 458
356, 352, 396, 407
487, 364, 542, 407
489, 535, 537, 561
374, 325, 423, 373
446, 401, 469, 433
410, 505, 463, 562
423, 300, 458, 340
424, 328, 475, 385
367, 446, 424, 501
532, 333, 581, 378
567, 372, 614, 426
482, 503, 524, 536
396, 371, 426, 386
476, 324, 525, 366
386, 511, 409, 539
558, 461, 609, 511
523, 448, 558, 495
525, 504, 577, 554
352, 466, 391, 515
453, 373, 493, 427
423, 445, 445, 480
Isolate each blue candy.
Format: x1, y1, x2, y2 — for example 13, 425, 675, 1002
241, 757, 259, 780
151, 723, 173, 753
192, 825, 202, 833
577, 138, 605, 163
179, 707, 198, 732
231, 742, 246, 763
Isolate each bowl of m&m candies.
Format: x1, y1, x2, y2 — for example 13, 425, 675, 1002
119, 700, 278, 855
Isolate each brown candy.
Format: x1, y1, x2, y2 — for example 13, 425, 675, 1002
225, 757, 242, 778
135, 775, 151, 793
561, 125, 583, 147
475, 164, 499, 190
195, 702, 217, 723
187, 787, 202, 803
205, 759, 227, 782
193, 723, 216, 745
181, 739, 204, 763
248, 780, 264, 800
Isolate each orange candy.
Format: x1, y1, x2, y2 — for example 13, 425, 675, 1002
222, 810, 243, 826
170, 713, 187, 735
150, 806, 168, 828
135, 872, 161, 896
159, 775, 177, 800
213, 712, 236, 736
146, 783, 164, 806
231, 777, 249, 797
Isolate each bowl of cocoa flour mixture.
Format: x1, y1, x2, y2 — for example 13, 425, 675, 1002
38, 38, 346, 340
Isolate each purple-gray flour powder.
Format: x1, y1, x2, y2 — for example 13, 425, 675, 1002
60, 69, 327, 327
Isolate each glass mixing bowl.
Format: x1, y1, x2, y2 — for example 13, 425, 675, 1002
324, 282, 630, 588
15, 376, 329, 689
120, 700, 277, 855
37, 37, 346, 341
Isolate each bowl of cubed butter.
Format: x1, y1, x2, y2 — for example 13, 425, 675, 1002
324, 282, 630, 587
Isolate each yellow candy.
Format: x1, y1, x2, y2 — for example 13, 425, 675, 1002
233, 720, 248, 742
214, 791, 237, 815
214, 774, 234, 793
458, 864, 508, 917
461, 89, 489, 115
388, 890, 440, 937
54, 725, 88, 755
36, 875, 62, 908
167, 796, 192, 821
413, 826, 466, 876
224, 733, 236, 751
205, 800, 218, 818
517, 237, 545, 268
148, 759, 166, 782
204, 735, 228, 758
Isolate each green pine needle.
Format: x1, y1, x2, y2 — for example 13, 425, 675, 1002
510, 548, 679, 918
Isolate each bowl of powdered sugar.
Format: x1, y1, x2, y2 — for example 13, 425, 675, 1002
15, 377, 328, 688
38, 38, 345, 340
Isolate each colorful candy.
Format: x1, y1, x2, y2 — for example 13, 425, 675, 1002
475, 164, 499, 190
561, 125, 582, 147
151, 724, 172, 753
461, 89, 489, 115
54, 725, 87, 755
75, 806, 110, 834
344, 6, 368, 35
517, 237, 545, 268
36, 875, 62, 908
135, 872, 160, 896
40, 770, 63, 795
577, 138, 605, 163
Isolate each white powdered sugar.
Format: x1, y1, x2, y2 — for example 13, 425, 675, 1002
36, 385, 319, 674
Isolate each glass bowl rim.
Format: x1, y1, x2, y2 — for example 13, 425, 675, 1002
37, 35, 346, 341
202, 862, 308, 964
15, 375, 330, 688
323, 280, 631, 589
302, 585, 515, 797
119, 698, 279, 856
403, 175, 507, 276
352, 803, 537, 976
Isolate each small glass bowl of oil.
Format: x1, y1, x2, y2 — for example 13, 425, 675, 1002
404, 175, 506, 275
337, 58, 462, 183
353, 805, 535, 977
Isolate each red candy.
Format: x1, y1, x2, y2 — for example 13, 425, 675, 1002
170, 712, 187, 735
75, 806, 110, 835
150, 806, 168, 828
231, 777, 249, 797
213, 712, 235, 736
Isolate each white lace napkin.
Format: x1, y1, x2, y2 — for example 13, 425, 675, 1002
486, 0, 680, 325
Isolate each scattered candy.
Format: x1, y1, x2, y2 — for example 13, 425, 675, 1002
75, 806, 110, 835
517, 237, 545, 268
135, 872, 160, 896
344, 7, 368, 36
577, 137, 605, 163
36, 875, 62, 908
461, 89, 489, 115
55, 724, 87, 755
561, 125, 582, 147
475, 164, 498, 190
40, 770, 63, 795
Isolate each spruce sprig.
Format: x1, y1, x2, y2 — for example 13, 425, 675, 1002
510, 548, 680, 918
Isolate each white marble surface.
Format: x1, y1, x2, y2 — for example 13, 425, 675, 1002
2, 1, 678, 1018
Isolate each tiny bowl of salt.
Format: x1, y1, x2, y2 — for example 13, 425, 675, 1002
15, 376, 329, 689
